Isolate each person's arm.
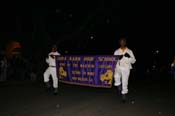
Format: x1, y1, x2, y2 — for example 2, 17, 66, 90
50, 52, 60, 59
128, 50, 136, 64
56, 52, 61, 56
46, 57, 49, 64
114, 50, 117, 55
45, 53, 50, 63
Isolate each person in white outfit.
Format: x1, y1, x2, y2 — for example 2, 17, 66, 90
114, 37, 136, 102
44, 45, 60, 95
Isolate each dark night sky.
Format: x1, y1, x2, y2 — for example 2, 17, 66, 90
0, 0, 175, 64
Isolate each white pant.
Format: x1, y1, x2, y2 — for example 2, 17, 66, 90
44, 67, 58, 88
114, 67, 130, 94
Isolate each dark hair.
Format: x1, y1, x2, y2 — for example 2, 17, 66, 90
119, 37, 127, 43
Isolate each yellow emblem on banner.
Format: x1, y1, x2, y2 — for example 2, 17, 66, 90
59, 67, 67, 78
100, 70, 113, 84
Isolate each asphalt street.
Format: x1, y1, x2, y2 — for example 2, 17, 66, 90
0, 80, 174, 116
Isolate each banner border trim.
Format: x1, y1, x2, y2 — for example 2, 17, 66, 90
59, 80, 112, 88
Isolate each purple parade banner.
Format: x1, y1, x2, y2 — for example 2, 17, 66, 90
56, 55, 118, 88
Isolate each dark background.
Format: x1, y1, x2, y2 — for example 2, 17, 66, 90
0, 0, 174, 79
0, 2, 175, 115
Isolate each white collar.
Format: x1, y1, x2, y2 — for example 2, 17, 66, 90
119, 47, 128, 54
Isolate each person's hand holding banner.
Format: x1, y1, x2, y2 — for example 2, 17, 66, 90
124, 53, 130, 58
50, 55, 55, 59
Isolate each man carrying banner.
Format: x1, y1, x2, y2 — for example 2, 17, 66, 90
114, 37, 136, 102
44, 45, 60, 95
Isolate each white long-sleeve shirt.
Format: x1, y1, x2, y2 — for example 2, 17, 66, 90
114, 47, 136, 69
46, 51, 60, 67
